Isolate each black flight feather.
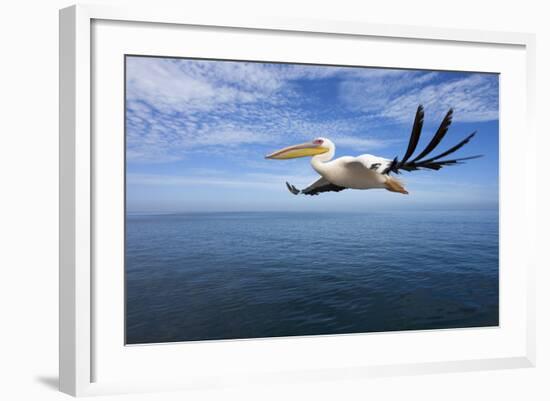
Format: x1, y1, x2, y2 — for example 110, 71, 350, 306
397, 155, 483, 172
399, 105, 424, 165
420, 132, 477, 164
286, 182, 300, 195
411, 108, 453, 162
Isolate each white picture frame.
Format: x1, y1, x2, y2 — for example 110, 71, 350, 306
59, 4, 536, 397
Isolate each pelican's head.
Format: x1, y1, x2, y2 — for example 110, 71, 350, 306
265, 137, 334, 159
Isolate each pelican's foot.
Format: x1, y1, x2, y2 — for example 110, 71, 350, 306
385, 177, 409, 195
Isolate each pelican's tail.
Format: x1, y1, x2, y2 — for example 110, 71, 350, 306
385, 176, 409, 195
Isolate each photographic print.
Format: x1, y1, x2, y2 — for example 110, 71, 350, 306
125, 55, 499, 344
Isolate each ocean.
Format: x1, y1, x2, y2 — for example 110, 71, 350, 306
125, 210, 499, 344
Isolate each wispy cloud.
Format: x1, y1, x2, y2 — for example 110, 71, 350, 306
333, 135, 398, 149
126, 57, 498, 164
126, 57, 283, 115
127, 171, 318, 191
339, 71, 498, 123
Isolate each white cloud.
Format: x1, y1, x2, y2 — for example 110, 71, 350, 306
331, 135, 396, 150
387, 74, 498, 123
340, 72, 498, 123
125, 91, 393, 162
126, 57, 497, 164
127, 171, 318, 191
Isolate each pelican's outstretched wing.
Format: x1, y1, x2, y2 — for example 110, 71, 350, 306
286, 177, 346, 196
384, 105, 482, 174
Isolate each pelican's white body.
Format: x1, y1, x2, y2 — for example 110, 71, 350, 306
266, 137, 408, 194
311, 148, 392, 190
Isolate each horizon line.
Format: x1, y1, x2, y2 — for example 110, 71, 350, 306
126, 207, 499, 216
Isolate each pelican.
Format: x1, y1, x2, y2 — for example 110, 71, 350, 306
265, 105, 481, 196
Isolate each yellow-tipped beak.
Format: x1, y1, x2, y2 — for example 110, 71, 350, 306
265, 142, 329, 159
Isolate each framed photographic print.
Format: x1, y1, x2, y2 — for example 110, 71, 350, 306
59, 4, 536, 396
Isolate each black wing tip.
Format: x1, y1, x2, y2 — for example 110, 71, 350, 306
456, 154, 483, 161
416, 105, 453, 120
413, 105, 425, 126
285, 182, 300, 195
461, 131, 477, 144
443, 108, 454, 120
442, 108, 454, 125
417, 104, 425, 118
425, 154, 484, 170
445, 109, 454, 124
417, 105, 425, 122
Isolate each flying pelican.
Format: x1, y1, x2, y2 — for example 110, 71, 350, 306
265, 105, 481, 195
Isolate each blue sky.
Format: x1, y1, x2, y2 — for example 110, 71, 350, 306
125, 56, 499, 212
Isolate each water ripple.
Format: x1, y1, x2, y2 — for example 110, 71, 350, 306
126, 210, 499, 343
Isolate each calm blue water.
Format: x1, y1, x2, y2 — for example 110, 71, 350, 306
125, 210, 498, 344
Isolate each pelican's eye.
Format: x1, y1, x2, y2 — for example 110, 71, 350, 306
313, 139, 324, 145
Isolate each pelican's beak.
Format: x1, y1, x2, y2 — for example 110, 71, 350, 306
265, 141, 329, 159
